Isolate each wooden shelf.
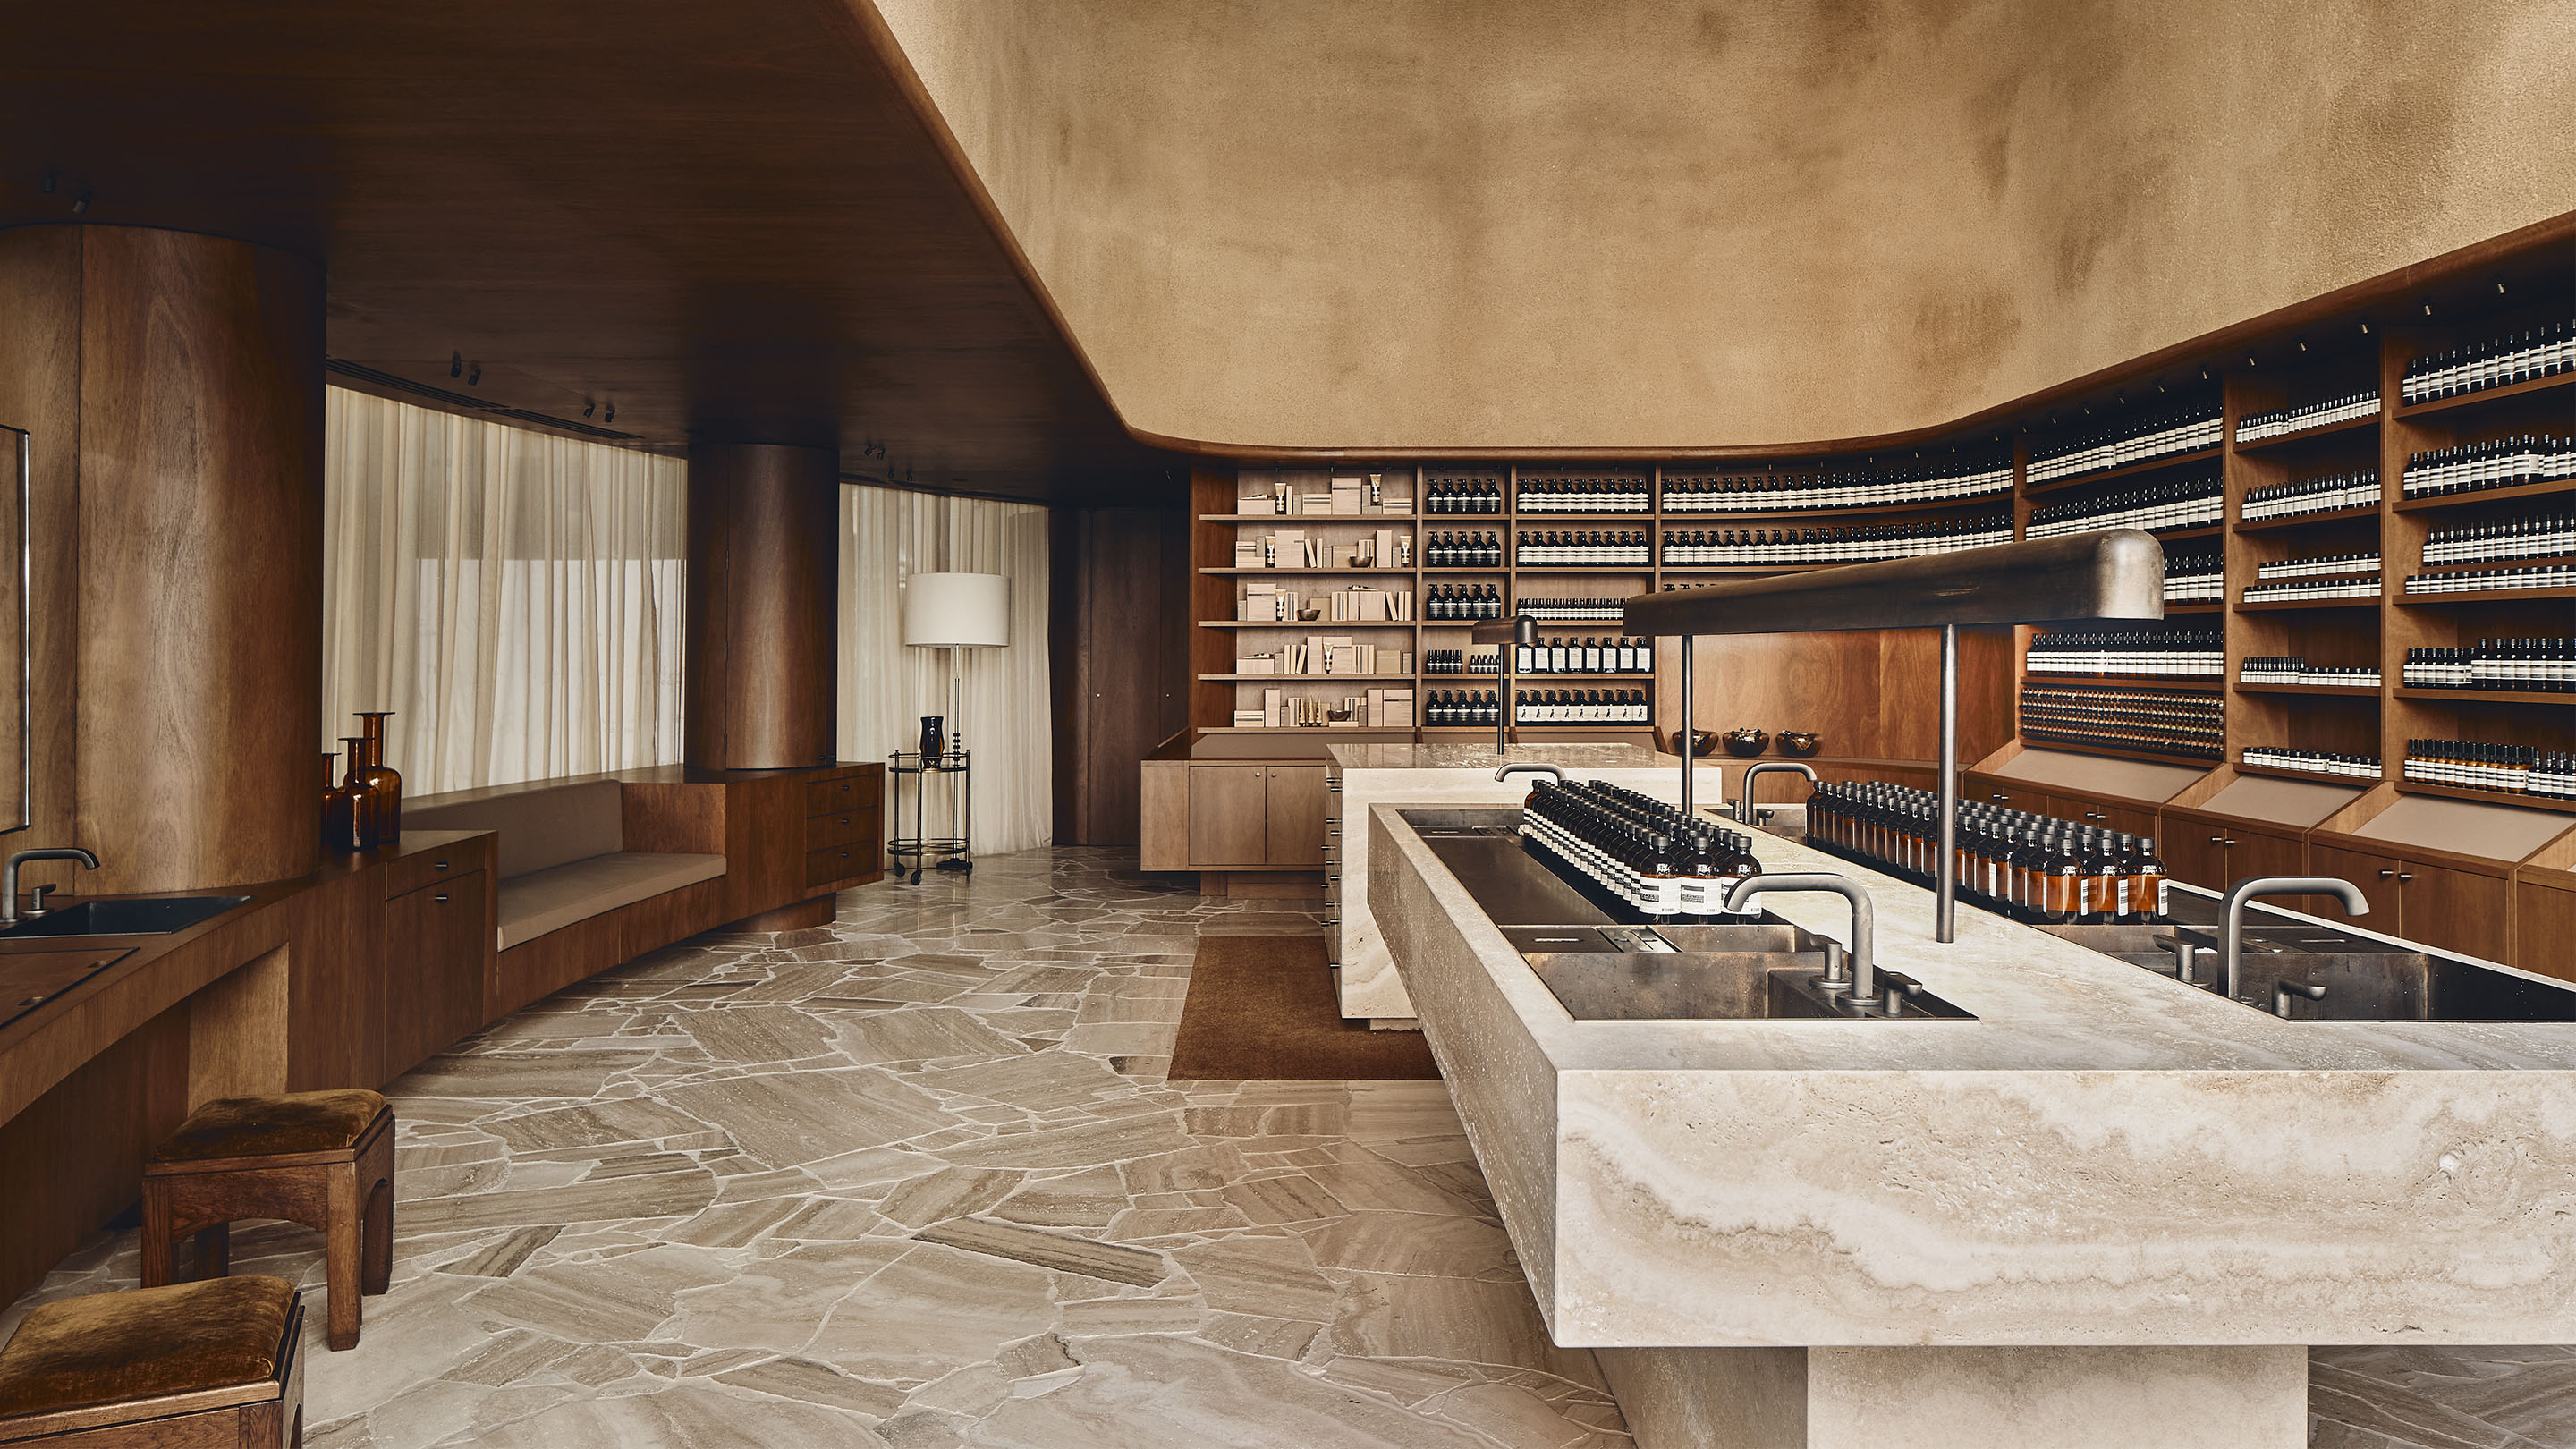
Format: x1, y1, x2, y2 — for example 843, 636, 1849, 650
2023, 446, 2223, 497
1654, 492, 2014, 521
2235, 760, 2385, 784
2230, 413, 2380, 453
2163, 601, 2224, 614
1508, 511, 1657, 521
2394, 370, 2575, 421
2395, 586, 2576, 605
2021, 676, 2224, 693
2395, 780, 2576, 815
1199, 567, 1412, 576
1199, 674, 1419, 682
2234, 594, 2383, 612
1197, 620, 1419, 629
2016, 736, 2224, 767
1198, 726, 1419, 735
2233, 504, 2383, 533
1196, 513, 1424, 522
2153, 525, 2224, 542
2234, 681, 2382, 696
2394, 479, 2576, 513
2394, 687, 2576, 706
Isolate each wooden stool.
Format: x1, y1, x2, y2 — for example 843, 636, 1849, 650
142, 1089, 394, 1352
0, 1275, 304, 1445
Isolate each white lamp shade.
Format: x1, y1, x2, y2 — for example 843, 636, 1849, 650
902, 572, 1011, 648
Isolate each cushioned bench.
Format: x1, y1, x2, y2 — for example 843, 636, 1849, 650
407, 780, 724, 950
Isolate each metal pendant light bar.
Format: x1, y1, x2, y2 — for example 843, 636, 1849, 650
1618, 530, 2166, 941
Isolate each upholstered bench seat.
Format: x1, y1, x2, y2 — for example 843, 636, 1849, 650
498, 851, 724, 949
0, 1276, 302, 1439
150, 1089, 386, 1162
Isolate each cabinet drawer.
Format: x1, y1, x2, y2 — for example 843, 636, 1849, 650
384, 870, 489, 1076
386, 841, 487, 900
807, 775, 871, 815
807, 842, 877, 887
808, 809, 873, 849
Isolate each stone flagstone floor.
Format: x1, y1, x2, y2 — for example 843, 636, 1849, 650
4, 846, 2571, 1447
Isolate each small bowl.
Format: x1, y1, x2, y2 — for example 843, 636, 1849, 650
1672, 729, 1720, 758
1721, 728, 1769, 758
1776, 731, 1821, 758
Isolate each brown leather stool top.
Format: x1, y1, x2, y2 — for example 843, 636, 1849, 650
0, 1276, 305, 1444
145, 1089, 394, 1352
154, 1089, 388, 1161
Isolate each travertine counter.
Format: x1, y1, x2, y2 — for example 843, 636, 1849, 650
1368, 803, 2576, 1448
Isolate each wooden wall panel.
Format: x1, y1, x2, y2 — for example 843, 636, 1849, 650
1052, 503, 1190, 844
684, 442, 838, 770
0, 229, 92, 880
284, 872, 386, 1091
0, 1004, 188, 1306
72, 226, 326, 894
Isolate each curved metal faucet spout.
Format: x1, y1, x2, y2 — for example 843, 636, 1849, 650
2220, 877, 2368, 1004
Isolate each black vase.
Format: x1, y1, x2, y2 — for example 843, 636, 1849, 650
919, 716, 945, 760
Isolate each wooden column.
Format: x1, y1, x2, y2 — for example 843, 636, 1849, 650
0, 225, 325, 894
685, 442, 838, 770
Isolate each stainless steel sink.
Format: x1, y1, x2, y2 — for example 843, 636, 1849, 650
1404, 809, 1973, 1021
2034, 919, 2576, 1021
0, 895, 250, 939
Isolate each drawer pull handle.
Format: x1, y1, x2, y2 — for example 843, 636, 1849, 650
434, 860, 451, 870
2396, 872, 2412, 883
433, 894, 451, 903
2378, 869, 2394, 879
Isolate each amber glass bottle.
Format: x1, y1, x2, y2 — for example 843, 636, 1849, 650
354, 712, 402, 840
341, 738, 381, 851
321, 751, 356, 854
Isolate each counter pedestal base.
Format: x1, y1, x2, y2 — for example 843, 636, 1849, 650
1598, 1343, 2306, 1449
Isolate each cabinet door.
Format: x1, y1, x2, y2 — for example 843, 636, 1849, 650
2400, 860, 2510, 962
1189, 766, 1272, 867
2516, 871, 2576, 983
2050, 793, 2158, 839
2162, 821, 2230, 891
1264, 766, 1328, 867
1969, 775, 2048, 816
2170, 817, 2306, 892
2309, 844, 2407, 926
383, 872, 489, 1079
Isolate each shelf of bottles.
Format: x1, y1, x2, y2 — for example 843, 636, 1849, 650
2241, 548, 2383, 604
2164, 550, 2224, 603
2400, 435, 2575, 502
1514, 635, 1654, 674
2235, 387, 2382, 445
2027, 401, 2224, 487
2241, 746, 2383, 780
2401, 563, 2576, 597
1658, 455, 2014, 513
1514, 530, 1651, 566
1803, 782, 2174, 926
2026, 473, 2223, 538
2422, 507, 2575, 566
1516, 596, 1629, 624
1513, 689, 1651, 725
2403, 740, 2576, 802
1513, 474, 1652, 513
2025, 629, 2224, 682
2400, 319, 2574, 406
1423, 582, 1507, 619
2240, 469, 2382, 525
1659, 513, 2011, 567
2020, 683, 2224, 761
2402, 640, 2575, 695
1422, 530, 1505, 568
2238, 657, 2382, 689
1422, 471, 1507, 514
1518, 780, 1765, 919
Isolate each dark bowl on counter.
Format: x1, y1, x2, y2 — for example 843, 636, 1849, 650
1672, 729, 1720, 758
1776, 731, 1821, 758
1721, 728, 1769, 758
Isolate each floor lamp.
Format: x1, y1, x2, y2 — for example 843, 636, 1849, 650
901, 572, 1010, 872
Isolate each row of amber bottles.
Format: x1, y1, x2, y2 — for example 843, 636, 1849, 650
1803, 782, 2169, 925
322, 711, 402, 852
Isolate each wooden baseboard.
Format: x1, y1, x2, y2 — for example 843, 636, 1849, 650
1199, 871, 1326, 899
725, 896, 835, 933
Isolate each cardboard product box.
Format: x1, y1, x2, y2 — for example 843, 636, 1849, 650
1232, 709, 1265, 727
1235, 654, 1275, 674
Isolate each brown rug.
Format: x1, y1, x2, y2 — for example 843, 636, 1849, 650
1167, 936, 1441, 1081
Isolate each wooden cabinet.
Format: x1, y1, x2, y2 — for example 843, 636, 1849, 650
2161, 809, 2307, 892
383, 871, 489, 1079
2516, 869, 2576, 984
1188, 765, 1272, 866
1183, 762, 1328, 869
2309, 842, 2512, 962
802, 763, 882, 893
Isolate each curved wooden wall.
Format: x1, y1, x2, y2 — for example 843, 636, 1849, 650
684, 442, 841, 769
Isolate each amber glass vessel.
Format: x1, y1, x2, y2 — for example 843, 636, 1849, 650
341, 737, 381, 850
354, 711, 402, 839
320, 750, 356, 854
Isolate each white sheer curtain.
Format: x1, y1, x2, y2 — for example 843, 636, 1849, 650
321, 388, 687, 796
839, 485, 1054, 854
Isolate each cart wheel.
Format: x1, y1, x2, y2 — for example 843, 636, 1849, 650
910, 869, 923, 885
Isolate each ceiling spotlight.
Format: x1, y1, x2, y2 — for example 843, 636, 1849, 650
603, 403, 615, 423
582, 400, 595, 419
450, 352, 462, 378
465, 362, 481, 386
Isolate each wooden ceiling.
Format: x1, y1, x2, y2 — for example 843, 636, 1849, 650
0, 0, 1173, 504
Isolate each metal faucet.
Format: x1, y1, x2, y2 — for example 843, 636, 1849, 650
1494, 763, 1565, 785
1732, 761, 1818, 822
1724, 872, 1879, 1006
4, 847, 99, 923
2219, 877, 2368, 1004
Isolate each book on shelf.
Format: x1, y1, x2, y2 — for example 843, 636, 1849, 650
1231, 709, 1265, 727
1233, 539, 1262, 567
1263, 687, 1285, 728
1234, 654, 1275, 674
